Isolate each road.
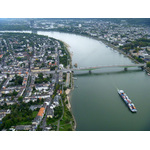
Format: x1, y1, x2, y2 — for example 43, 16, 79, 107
22, 74, 31, 97
41, 97, 52, 130
57, 97, 64, 131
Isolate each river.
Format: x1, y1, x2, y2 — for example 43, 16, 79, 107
3, 30, 150, 131
37, 31, 150, 131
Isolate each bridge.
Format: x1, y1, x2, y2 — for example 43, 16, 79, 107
31, 63, 146, 74
63, 63, 146, 73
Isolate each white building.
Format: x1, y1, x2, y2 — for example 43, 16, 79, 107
35, 84, 49, 91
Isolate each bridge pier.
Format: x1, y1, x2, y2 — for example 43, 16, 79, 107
124, 67, 127, 71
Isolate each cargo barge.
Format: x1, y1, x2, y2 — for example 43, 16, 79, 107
117, 89, 137, 112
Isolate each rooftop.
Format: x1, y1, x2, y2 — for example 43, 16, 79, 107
37, 107, 45, 117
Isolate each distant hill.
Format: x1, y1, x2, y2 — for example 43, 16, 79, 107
99, 18, 150, 26
1, 18, 150, 26
39, 18, 150, 26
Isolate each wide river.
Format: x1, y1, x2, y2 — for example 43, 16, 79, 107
37, 31, 150, 131
7, 31, 150, 131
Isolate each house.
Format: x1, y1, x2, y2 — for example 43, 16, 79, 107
144, 54, 150, 61
22, 74, 29, 86
52, 79, 56, 84
53, 101, 59, 107
146, 46, 150, 51
49, 89, 53, 95
53, 95, 60, 106
0, 114, 5, 121
44, 101, 50, 106
59, 64, 64, 69
29, 105, 42, 111
0, 54, 3, 58
47, 107, 54, 118
0, 97, 4, 102
35, 84, 49, 91
0, 74, 7, 79
15, 125, 32, 131
0, 109, 11, 115
32, 116, 42, 128
37, 107, 45, 118
23, 97, 37, 103
1, 89, 12, 94
59, 71, 63, 82
2, 77, 11, 89
6, 101, 15, 105
17, 88, 25, 97
9, 127, 15, 131
35, 94, 50, 99
31, 68, 50, 73
0, 109, 11, 120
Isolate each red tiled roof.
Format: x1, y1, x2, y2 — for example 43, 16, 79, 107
37, 107, 45, 117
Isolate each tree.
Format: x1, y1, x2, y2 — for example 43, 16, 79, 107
41, 63, 45, 68
147, 62, 150, 68
18, 96, 23, 102
36, 125, 42, 131
38, 73, 43, 79
4, 120, 12, 130
12, 90, 18, 96
63, 86, 67, 91
37, 98, 40, 103
41, 98, 44, 103
50, 66, 56, 71
33, 86, 36, 91
52, 94, 55, 99
47, 56, 52, 60
11, 96, 14, 101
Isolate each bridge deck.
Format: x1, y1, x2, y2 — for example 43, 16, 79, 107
31, 64, 145, 74
70, 64, 145, 71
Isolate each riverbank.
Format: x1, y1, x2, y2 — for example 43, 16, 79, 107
65, 88, 76, 131
96, 38, 141, 64
62, 41, 76, 131
60, 40, 73, 68
145, 67, 150, 73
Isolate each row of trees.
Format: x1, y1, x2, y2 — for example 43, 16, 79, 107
132, 56, 145, 63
